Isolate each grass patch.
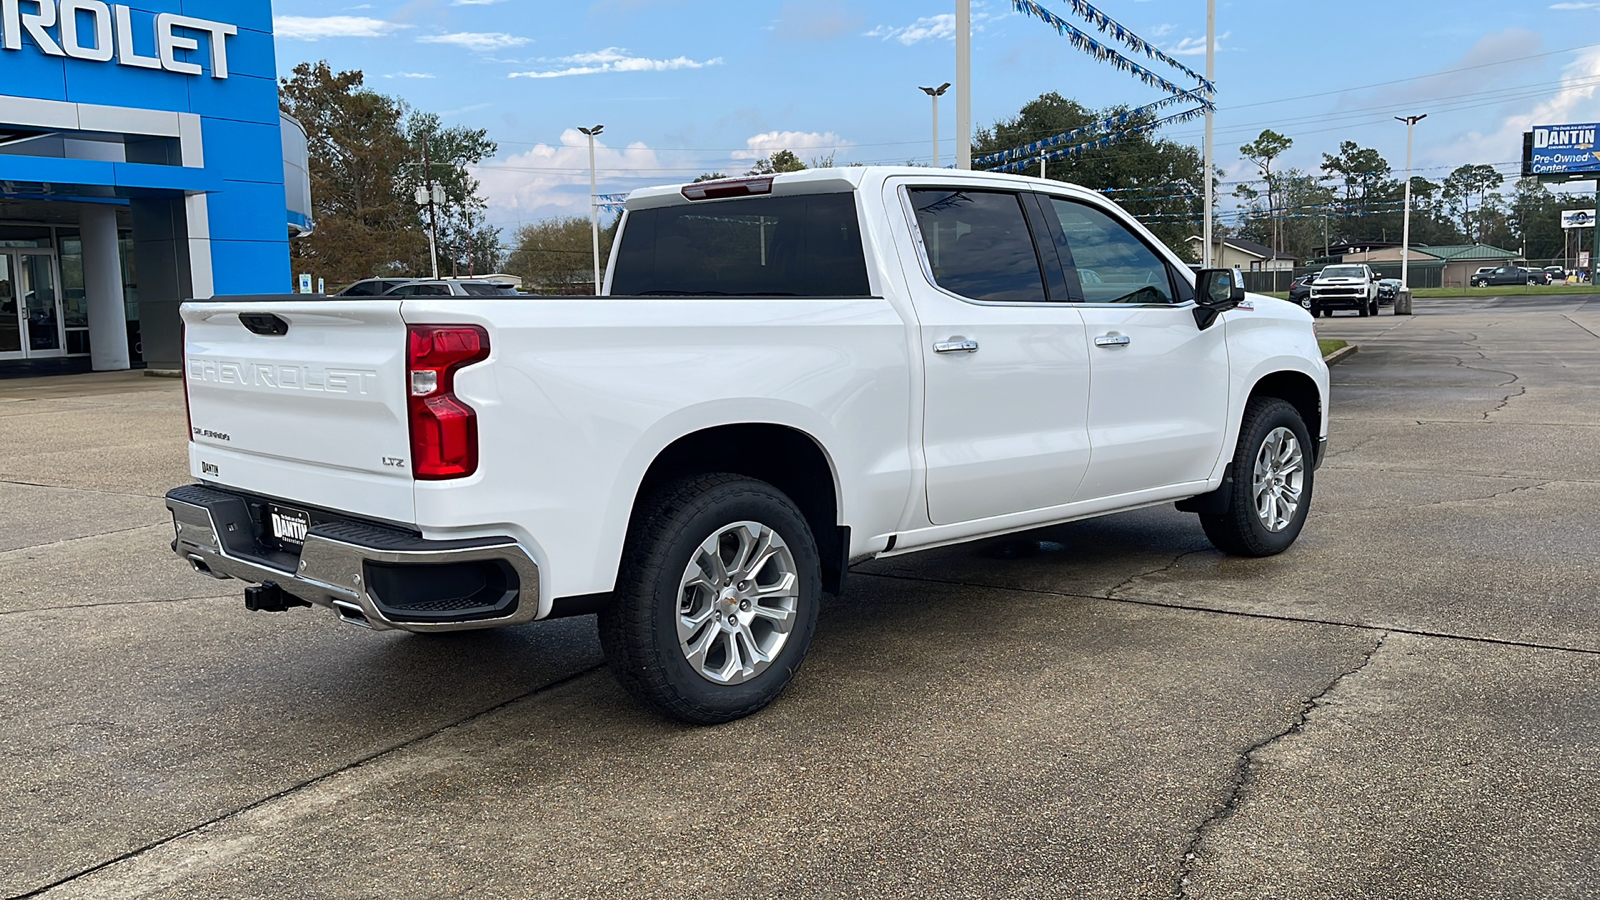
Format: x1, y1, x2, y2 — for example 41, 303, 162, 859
1318, 339, 1348, 357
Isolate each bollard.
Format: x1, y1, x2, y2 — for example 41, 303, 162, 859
1395, 287, 1413, 315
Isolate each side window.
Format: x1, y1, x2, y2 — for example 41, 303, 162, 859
420, 284, 452, 296
909, 189, 1048, 303
344, 282, 377, 297
1047, 198, 1176, 304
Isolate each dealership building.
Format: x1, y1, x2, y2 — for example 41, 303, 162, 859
0, 0, 305, 376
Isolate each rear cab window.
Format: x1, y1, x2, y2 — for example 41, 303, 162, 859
610, 192, 871, 297
907, 189, 1051, 303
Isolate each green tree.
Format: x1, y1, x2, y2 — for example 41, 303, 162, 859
1442, 164, 1505, 243
1238, 129, 1294, 256
280, 61, 426, 284
504, 215, 617, 293
1507, 178, 1566, 263
405, 112, 500, 276
975, 92, 1208, 251
746, 150, 807, 175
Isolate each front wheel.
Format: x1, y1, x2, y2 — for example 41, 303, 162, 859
599, 474, 822, 724
1198, 397, 1315, 557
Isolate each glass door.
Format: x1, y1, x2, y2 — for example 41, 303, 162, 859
0, 253, 22, 359
19, 251, 63, 358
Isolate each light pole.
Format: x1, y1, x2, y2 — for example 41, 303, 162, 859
1202, 0, 1215, 268
578, 125, 605, 296
919, 83, 951, 167
956, 0, 971, 169
1396, 114, 1426, 313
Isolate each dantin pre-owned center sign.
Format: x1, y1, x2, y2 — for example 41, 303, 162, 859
1, 0, 236, 78
1527, 124, 1600, 177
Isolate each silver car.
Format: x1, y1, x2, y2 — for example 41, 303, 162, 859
383, 279, 521, 297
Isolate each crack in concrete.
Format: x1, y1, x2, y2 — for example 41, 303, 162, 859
1105, 548, 1215, 600
1561, 314, 1600, 341
0, 595, 236, 618
1314, 480, 1552, 516
9, 662, 611, 900
1174, 632, 1389, 900
0, 523, 167, 556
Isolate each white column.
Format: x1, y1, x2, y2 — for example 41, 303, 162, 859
80, 205, 130, 372
1201, 0, 1215, 268
956, 0, 971, 170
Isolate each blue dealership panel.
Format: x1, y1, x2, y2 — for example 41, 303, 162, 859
0, 0, 290, 294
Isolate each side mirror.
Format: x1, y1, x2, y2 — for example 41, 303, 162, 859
1192, 268, 1243, 330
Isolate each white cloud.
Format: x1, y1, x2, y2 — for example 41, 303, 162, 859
865, 14, 955, 46
732, 130, 852, 162
508, 47, 721, 79
472, 130, 666, 219
1166, 32, 1229, 57
384, 72, 436, 79
418, 32, 531, 52
272, 15, 408, 40
1438, 43, 1600, 173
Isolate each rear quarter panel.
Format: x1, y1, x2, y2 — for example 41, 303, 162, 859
401, 296, 915, 605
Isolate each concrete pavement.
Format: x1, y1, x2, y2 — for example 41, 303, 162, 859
2, 295, 1598, 898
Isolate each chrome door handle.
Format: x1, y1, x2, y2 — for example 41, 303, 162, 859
934, 340, 980, 354
1094, 334, 1132, 348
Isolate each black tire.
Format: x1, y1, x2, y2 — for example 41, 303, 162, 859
1199, 397, 1315, 557
1358, 302, 1369, 317
598, 474, 822, 725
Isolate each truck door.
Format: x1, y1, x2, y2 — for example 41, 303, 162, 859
1036, 196, 1231, 502
891, 182, 1092, 526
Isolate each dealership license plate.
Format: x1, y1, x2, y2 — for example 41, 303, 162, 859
267, 505, 311, 546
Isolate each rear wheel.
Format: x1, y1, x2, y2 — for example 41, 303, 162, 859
599, 474, 821, 724
1199, 397, 1315, 557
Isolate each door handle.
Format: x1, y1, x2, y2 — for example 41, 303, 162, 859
934, 340, 980, 354
1094, 334, 1131, 348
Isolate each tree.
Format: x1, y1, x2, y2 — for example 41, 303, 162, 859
1237, 169, 1336, 261
974, 92, 1209, 251
279, 61, 501, 285
1442, 164, 1505, 243
405, 112, 500, 277
504, 215, 617, 293
1507, 178, 1566, 263
280, 61, 425, 284
746, 150, 807, 175
1239, 129, 1294, 257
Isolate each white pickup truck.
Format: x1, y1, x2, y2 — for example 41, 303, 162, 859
168, 166, 1329, 724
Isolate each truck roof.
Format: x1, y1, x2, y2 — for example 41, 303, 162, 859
624, 165, 1108, 211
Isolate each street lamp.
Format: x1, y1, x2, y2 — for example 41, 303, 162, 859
578, 124, 605, 296
919, 83, 951, 167
1396, 114, 1426, 313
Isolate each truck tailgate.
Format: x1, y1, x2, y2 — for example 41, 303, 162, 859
181, 300, 416, 525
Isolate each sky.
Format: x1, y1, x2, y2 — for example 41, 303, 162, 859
267, 0, 1600, 238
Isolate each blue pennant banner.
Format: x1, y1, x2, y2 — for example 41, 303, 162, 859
1051, 0, 1213, 92
971, 89, 1208, 168
987, 105, 1210, 175
1008, 0, 1212, 101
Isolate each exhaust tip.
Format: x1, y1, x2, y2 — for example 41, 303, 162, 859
187, 555, 230, 580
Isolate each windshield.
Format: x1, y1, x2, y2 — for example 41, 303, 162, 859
1321, 266, 1366, 279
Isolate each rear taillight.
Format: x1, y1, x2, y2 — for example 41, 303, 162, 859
680, 176, 774, 201
407, 325, 490, 480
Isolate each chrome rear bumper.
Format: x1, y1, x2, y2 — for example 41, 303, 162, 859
166, 484, 541, 633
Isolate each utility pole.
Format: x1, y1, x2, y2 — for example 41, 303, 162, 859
1396, 114, 1426, 312
578, 125, 605, 296
919, 83, 951, 167
956, 0, 971, 170
1202, 0, 1215, 268
423, 133, 440, 280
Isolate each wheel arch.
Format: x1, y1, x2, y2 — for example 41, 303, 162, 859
632, 423, 848, 595
1247, 369, 1324, 460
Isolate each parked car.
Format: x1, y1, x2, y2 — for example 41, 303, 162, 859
383, 279, 522, 297
1309, 264, 1380, 317
1375, 278, 1402, 305
1468, 267, 1497, 287
1288, 273, 1316, 310
168, 166, 1330, 724
1543, 265, 1566, 284
335, 278, 412, 297
1477, 265, 1538, 288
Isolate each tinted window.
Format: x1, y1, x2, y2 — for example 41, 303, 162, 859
910, 189, 1047, 303
460, 283, 518, 296
1048, 199, 1175, 304
341, 281, 380, 296
611, 192, 870, 297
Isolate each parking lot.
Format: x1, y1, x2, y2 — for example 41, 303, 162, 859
3, 294, 1599, 899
